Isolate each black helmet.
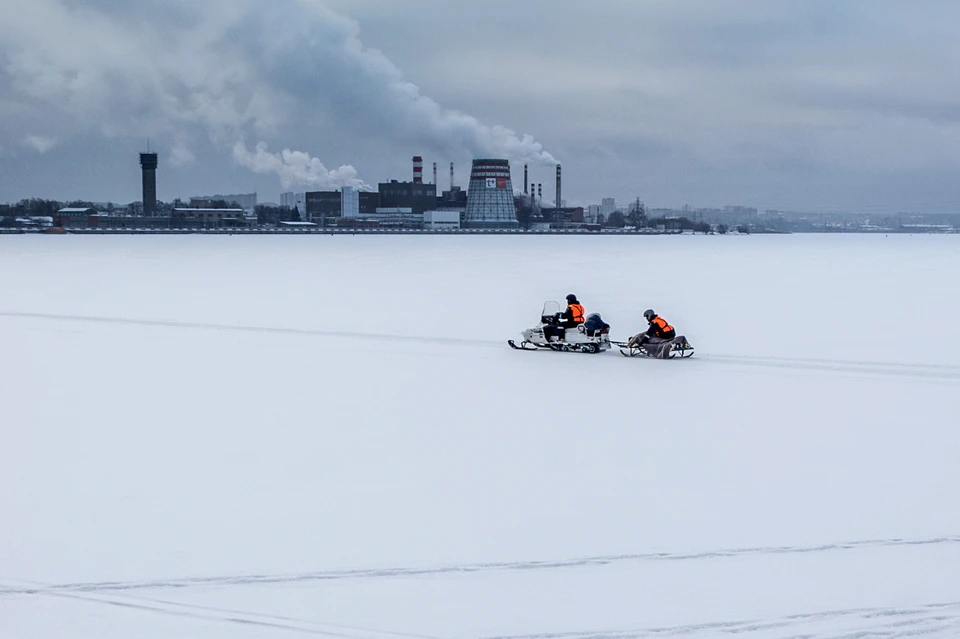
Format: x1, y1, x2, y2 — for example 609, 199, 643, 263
643, 309, 656, 320
566, 294, 578, 303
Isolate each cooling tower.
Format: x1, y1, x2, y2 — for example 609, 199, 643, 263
464, 159, 518, 229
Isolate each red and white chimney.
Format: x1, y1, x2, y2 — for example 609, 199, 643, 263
413, 156, 423, 184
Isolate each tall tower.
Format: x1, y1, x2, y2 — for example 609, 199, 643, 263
433, 162, 438, 185
413, 156, 423, 184
464, 159, 518, 229
556, 164, 562, 209
449, 162, 455, 190
140, 152, 158, 216
524, 164, 529, 195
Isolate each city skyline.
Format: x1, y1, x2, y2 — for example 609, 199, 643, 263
2, 1, 960, 214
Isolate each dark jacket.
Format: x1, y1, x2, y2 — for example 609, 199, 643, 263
584, 313, 610, 335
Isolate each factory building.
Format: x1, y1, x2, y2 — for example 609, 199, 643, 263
305, 191, 341, 224
89, 214, 171, 229
305, 188, 378, 225
377, 180, 437, 215
464, 159, 518, 229
438, 186, 468, 210
55, 207, 97, 228
543, 206, 586, 228
190, 193, 258, 214
172, 208, 250, 228
423, 210, 460, 230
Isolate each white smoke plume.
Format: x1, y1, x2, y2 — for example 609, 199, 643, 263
23, 135, 58, 153
267, 0, 558, 166
0, 0, 556, 191
233, 142, 371, 190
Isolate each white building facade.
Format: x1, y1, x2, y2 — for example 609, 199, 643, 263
341, 186, 360, 218
423, 210, 460, 230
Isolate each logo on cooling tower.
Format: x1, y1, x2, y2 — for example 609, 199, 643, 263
485, 178, 497, 189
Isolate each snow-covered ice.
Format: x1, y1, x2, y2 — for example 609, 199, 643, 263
2, 234, 959, 638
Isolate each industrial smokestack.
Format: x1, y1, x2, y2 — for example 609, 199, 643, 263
556, 164, 562, 210
538, 184, 542, 201
140, 152, 158, 216
524, 164, 529, 195
413, 156, 423, 184
433, 162, 437, 185
450, 162, 455, 190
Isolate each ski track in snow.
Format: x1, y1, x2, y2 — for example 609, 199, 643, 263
2, 535, 958, 597
3, 311, 960, 382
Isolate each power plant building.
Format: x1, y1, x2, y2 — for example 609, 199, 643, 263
377, 180, 437, 215
305, 189, 378, 224
464, 159, 518, 229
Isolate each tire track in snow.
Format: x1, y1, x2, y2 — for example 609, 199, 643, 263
2, 534, 958, 596
3, 310, 959, 381
483, 600, 960, 639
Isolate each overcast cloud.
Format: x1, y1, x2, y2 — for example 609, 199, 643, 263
1, 0, 959, 212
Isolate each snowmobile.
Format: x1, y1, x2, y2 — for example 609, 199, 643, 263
508, 301, 612, 353
613, 334, 695, 359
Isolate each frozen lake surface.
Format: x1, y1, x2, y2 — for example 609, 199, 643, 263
2, 234, 959, 638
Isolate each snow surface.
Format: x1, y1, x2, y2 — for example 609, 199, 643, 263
2, 234, 959, 638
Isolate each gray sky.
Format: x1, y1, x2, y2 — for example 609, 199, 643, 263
2, 0, 959, 213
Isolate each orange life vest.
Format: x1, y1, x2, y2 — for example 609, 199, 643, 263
652, 316, 674, 334
569, 303, 585, 323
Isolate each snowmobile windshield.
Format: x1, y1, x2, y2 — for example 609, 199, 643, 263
541, 301, 562, 322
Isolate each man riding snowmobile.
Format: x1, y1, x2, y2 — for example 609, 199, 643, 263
543, 294, 585, 342
627, 309, 676, 348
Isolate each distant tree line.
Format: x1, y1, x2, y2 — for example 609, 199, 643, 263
2, 198, 71, 226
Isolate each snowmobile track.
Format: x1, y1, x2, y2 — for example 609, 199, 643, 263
3, 534, 957, 596
9, 577, 960, 639
4, 311, 959, 381
483, 600, 960, 639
